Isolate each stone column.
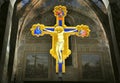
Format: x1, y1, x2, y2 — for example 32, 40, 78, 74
0, 0, 16, 83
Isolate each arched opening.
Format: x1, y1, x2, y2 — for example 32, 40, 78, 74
0, 0, 119, 83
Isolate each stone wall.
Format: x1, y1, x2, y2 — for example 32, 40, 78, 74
0, 1, 9, 57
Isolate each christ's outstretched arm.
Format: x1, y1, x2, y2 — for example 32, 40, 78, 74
44, 28, 54, 32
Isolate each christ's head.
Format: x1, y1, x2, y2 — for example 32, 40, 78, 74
55, 26, 64, 33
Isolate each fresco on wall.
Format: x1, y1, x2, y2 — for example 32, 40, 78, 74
81, 54, 103, 79
25, 54, 48, 79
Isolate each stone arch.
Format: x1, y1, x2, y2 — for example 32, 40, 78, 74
14, 0, 114, 82
0, 0, 120, 83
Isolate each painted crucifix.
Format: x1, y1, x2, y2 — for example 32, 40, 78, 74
30, 5, 90, 74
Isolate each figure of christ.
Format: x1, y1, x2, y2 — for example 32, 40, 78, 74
44, 26, 77, 65
55, 26, 64, 64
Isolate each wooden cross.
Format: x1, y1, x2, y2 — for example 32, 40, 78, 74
30, 5, 90, 74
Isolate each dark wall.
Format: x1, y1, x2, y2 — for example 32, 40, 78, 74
110, 2, 120, 82
110, 2, 120, 53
